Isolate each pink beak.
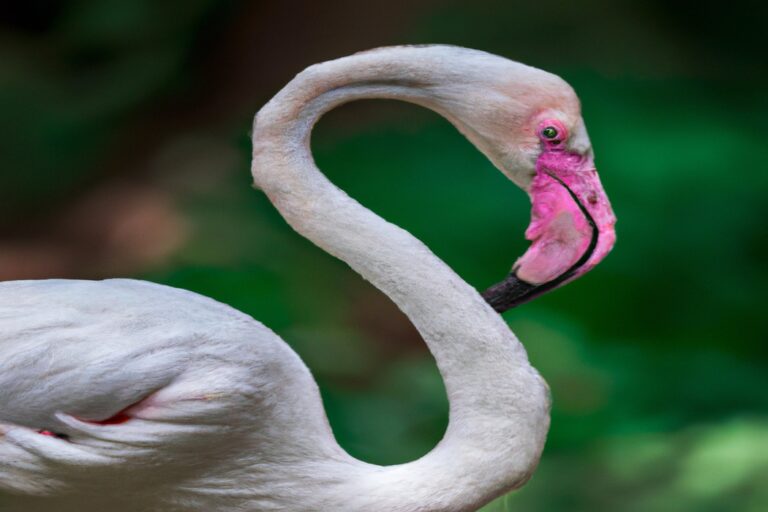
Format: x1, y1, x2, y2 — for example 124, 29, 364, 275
482, 148, 616, 312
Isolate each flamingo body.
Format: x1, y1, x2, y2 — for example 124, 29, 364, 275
0, 45, 615, 512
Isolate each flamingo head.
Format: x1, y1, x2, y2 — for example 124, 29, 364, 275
482, 116, 616, 312
444, 60, 616, 312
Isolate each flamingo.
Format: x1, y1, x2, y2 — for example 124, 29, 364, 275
0, 46, 615, 512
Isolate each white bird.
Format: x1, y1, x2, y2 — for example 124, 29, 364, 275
0, 46, 615, 512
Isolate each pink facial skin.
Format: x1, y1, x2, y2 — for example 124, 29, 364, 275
513, 121, 616, 286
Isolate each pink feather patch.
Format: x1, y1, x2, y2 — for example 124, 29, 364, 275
81, 393, 155, 425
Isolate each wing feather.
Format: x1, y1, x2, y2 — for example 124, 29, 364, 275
0, 279, 287, 502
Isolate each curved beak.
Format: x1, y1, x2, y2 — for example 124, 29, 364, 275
482, 150, 616, 312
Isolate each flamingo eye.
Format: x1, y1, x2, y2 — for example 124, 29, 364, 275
541, 126, 559, 140
538, 120, 568, 148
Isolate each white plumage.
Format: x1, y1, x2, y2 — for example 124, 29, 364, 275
0, 45, 604, 511
0, 279, 333, 509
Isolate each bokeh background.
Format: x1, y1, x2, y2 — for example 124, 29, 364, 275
1, 1, 766, 510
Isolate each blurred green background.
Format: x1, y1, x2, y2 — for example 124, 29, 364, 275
1, 1, 766, 510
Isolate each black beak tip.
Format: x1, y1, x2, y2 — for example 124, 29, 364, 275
481, 272, 538, 313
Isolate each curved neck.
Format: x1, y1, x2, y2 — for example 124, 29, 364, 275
251, 46, 550, 511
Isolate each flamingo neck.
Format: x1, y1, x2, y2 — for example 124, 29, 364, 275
250, 46, 550, 511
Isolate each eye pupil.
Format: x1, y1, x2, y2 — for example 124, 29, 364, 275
542, 126, 559, 139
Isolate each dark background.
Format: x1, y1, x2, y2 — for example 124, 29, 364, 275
1, 1, 766, 510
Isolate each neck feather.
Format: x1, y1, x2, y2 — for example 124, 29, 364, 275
251, 45, 550, 511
